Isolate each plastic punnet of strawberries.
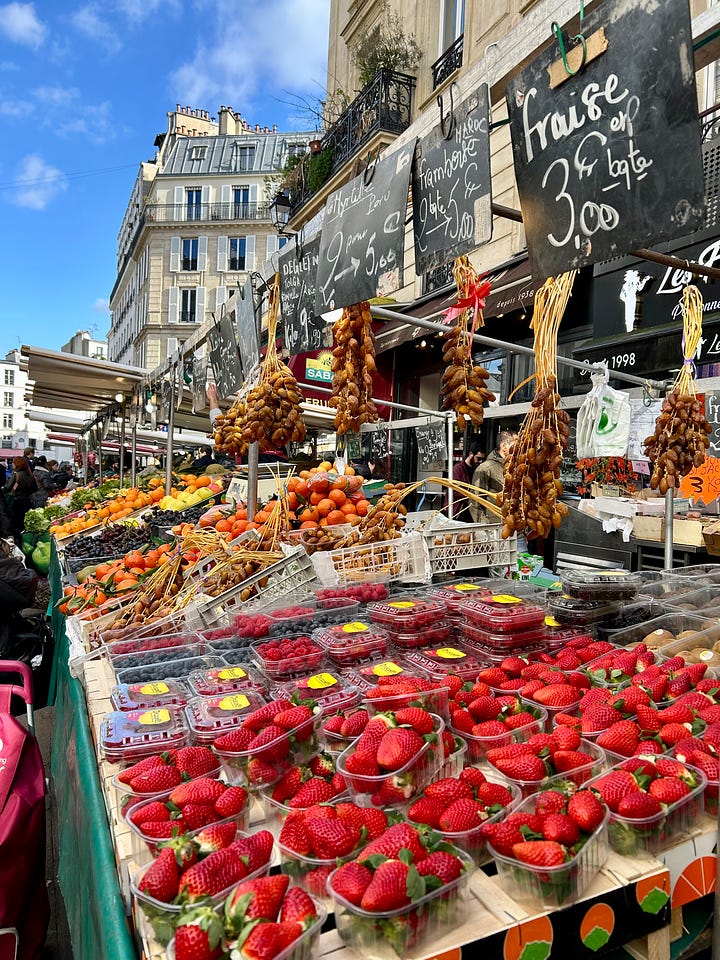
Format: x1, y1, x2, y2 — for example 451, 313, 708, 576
483, 727, 602, 798
168, 876, 325, 960
114, 745, 221, 807
482, 786, 609, 906
449, 688, 547, 763
328, 821, 474, 957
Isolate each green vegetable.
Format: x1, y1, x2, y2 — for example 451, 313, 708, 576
31, 541, 51, 575
23, 508, 50, 534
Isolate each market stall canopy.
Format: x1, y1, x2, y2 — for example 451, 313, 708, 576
20, 345, 146, 412
26, 407, 211, 448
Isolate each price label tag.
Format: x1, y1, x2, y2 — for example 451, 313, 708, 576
492, 595, 522, 604
138, 682, 170, 695
453, 583, 482, 591
434, 647, 466, 660
218, 668, 247, 680
545, 616, 561, 628
342, 622, 369, 633
388, 601, 416, 609
137, 709, 171, 725
372, 661, 403, 677
218, 695, 251, 711
307, 673, 338, 689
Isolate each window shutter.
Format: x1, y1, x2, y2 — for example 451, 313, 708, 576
167, 336, 178, 358
168, 286, 179, 323
246, 235, 255, 270
250, 184, 258, 207
198, 236, 208, 271
266, 234, 278, 257
215, 285, 227, 311
196, 286, 206, 324
221, 184, 231, 219
170, 236, 181, 272
201, 185, 210, 209
217, 235, 228, 272
174, 186, 184, 219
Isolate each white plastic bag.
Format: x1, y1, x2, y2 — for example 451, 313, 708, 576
577, 369, 631, 458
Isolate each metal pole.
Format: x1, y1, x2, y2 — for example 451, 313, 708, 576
370, 306, 667, 391
130, 420, 137, 487
664, 488, 674, 571
446, 414, 455, 516
82, 444, 88, 486
118, 403, 126, 488
247, 443, 259, 521
305, 382, 450, 418
98, 440, 103, 485
165, 380, 176, 496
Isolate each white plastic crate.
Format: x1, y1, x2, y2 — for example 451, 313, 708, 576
424, 520, 517, 574
310, 530, 431, 587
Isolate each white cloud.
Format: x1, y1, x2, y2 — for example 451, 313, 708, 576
70, 4, 122, 54
28, 85, 117, 143
116, 0, 180, 22
93, 297, 110, 314
170, 0, 330, 129
12, 154, 67, 210
0, 2, 46, 48
0, 95, 32, 115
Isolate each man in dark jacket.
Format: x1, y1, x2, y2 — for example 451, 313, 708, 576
447, 442, 484, 521
469, 430, 517, 523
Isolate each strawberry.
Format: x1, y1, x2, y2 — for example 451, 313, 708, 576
248, 725, 290, 763
128, 800, 170, 828
451, 710, 475, 734
331, 859, 374, 904
472, 720, 508, 737
567, 790, 605, 832
376, 728, 425, 770
338, 710, 369, 738
532, 684, 580, 708
179, 846, 249, 901
129, 764, 183, 794
118, 754, 164, 785
649, 777, 691, 804
541, 813, 579, 845
137, 847, 179, 903
242, 699, 292, 732
288, 777, 339, 808
230, 830, 274, 872
534, 791, 567, 816
174, 908, 225, 960
505, 711, 539, 730
338, 805, 388, 840
459, 767, 487, 789
580, 704, 623, 733
424, 777, 473, 804
689, 751, 719, 780
553, 749, 593, 773
476, 781, 514, 806
309, 754, 335, 778
323, 714, 345, 734
213, 727, 255, 752
551, 725, 581, 750
512, 841, 566, 866
360, 860, 413, 911
596, 720, 640, 757
659, 723, 692, 746
614, 686, 650, 711
480, 820, 524, 856
554, 712, 582, 729
394, 707, 434, 734
486, 743, 534, 764
592, 770, 639, 812
180, 803, 218, 831
360, 823, 427, 864
407, 795, 446, 829
468, 696, 502, 721
235, 921, 301, 960
617, 792, 663, 818
343, 750, 380, 778
493, 754, 547, 782
635, 704, 663, 732
140, 820, 186, 840
439, 798, 485, 832
273, 705, 314, 731
416, 851, 463, 884
170, 778, 226, 807
306, 818, 361, 859
193, 821, 237, 855
214, 785, 248, 818
354, 719, 390, 754
271, 767, 306, 803
175, 746, 219, 779
280, 886, 317, 928
225, 874, 290, 923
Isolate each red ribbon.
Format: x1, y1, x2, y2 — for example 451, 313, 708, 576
443, 278, 492, 354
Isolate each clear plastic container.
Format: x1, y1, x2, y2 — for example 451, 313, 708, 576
114, 654, 228, 687
489, 794, 610, 907
547, 594, 621, 626
367, 597, 446, 632
430, 580, 493, 619
455, 594, 546, 633
313, 620, 390, 666
487, 739, 606, 798
130, 829, 271, 945
595, 601, 676, 643
665, 563, 720, 584
657, 624, 720, 667
276, 839, 357, 904
585, 761, 707, 856
273, 671, 361, 717
315, 583, 389, 605
603, 612, 716, 650
390, 621, 455, 650
348, 660, 451, 720
638, 578, 707, 603
104, 630, 203, 662
461, 621, 548, 652
184, 691, 268, 744
100, 707, 190, 764
328, 848, 474, 960
519, 685, 584, 721
110, 679, 190, 712
451, 706, 548, 764
561, 570, 642, 602
404, 644, 489, 682
110, 756, 222, 810
187, 664, 265, 698
441, 736, 468, 778
250, 636, 325, 679
212, 710, 324, 788
322, 707, 370, 756
335, 713, 446, 807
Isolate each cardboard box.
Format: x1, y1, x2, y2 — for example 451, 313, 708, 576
632, 515, 708, 546
632, 515, 663, 541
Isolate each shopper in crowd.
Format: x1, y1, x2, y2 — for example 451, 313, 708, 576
3, 457, 37, 544
48, 460, 71, 491
351, 457, 372, 479
23, 446, 36, 470
367, 456, 387, 481
469, 429, 518, 523
0, 458, 6, 488
191, 445, 216, 470
31, 456, 58, 507
447, 441, 484, 521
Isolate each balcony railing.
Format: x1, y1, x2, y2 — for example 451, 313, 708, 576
144, 201, 269, 224
288, 68, 416, 217
700, 103, 720, 142
431, 35, 464, 90
180, 311, 197, 323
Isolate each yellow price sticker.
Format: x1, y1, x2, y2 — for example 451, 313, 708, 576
137, 708, 171, 725
139, 682, 170, 695
218, 694, 251, 711
372, 661, 403, 677
544, 616, 561, 628
388, 601, 416, 609
453, 584, 482, 591
491, 595, 522, 604
217, 668, 247, 680
307, 673, 338, 689
434, 647, 466, 660
342, 622, 369, 633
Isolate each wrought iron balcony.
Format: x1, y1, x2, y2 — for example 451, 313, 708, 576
432, 35, 463, 90
288, 69, 416, 217
700, 104, 720, 142
143, 201, 270, 224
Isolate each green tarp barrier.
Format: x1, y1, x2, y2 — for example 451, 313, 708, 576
49, 541, 138, 960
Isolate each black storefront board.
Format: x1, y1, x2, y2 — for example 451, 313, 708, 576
505, 0, 705, 280
412, 86, 492, 274
207, 311, 244, 400
278, 235, 329, 356
235, 277, 259, 379
415, 421, 447, 471
315, 141, 416, 313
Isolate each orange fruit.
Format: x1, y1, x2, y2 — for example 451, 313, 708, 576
316, 498, 335, 518
340, 502, 357, 516
355, 499, 369, 516
329, 489, 346, 506
298, 508, 316, 523
215, 519, 232, 533
299, 520, 319, 529
295, 480, 310, 500
318, 461, 333, 472
326, 510, 346, 525
344, 465, 355, 475
309, 491, 324, 506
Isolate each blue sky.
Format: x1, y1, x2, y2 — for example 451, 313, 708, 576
0, 0, 330, 359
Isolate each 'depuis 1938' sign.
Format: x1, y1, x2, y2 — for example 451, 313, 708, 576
506, 0, 705, 280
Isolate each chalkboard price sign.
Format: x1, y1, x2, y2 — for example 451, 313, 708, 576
412, 86, 492, 275
506, 0, 705, 280
315, 141, 416, 313
236, 277, 259, 378
191, 354, 207, 413
703, 392, 720, 457
279, 235, 329, 356
415, 421, 447, 471
208, 310, 244, 401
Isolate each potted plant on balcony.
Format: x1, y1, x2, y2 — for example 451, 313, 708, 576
307, 144, 335, 193
351, 1, 422, 87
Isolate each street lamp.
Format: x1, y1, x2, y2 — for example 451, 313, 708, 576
268, 192, 295, 238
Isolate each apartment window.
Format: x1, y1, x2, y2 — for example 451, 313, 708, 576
234, 144, 255, 172
279, 236, 288, 249
229, 237, 246, 271
233, 186, 250, 219
190, 145, 207, 161
2, 435, 11, 446
186, 188, 202, 221
441, 0, 464, 50
2, 414, 13, 429
4, 369, 14, 386
182, 238, 198, 271
181, 288, 197, 323
3, 391, 12, 407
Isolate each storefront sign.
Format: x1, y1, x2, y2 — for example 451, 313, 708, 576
412, 86, 492, 274
207, 310, 244, 400
305, 350, 333, 383
506, 0, 704, 279
315, 140, 416, 312
235, 276, 258, 378
415, 421, 447, 470
279, 235, 329, 356
679, 456, 720, 504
